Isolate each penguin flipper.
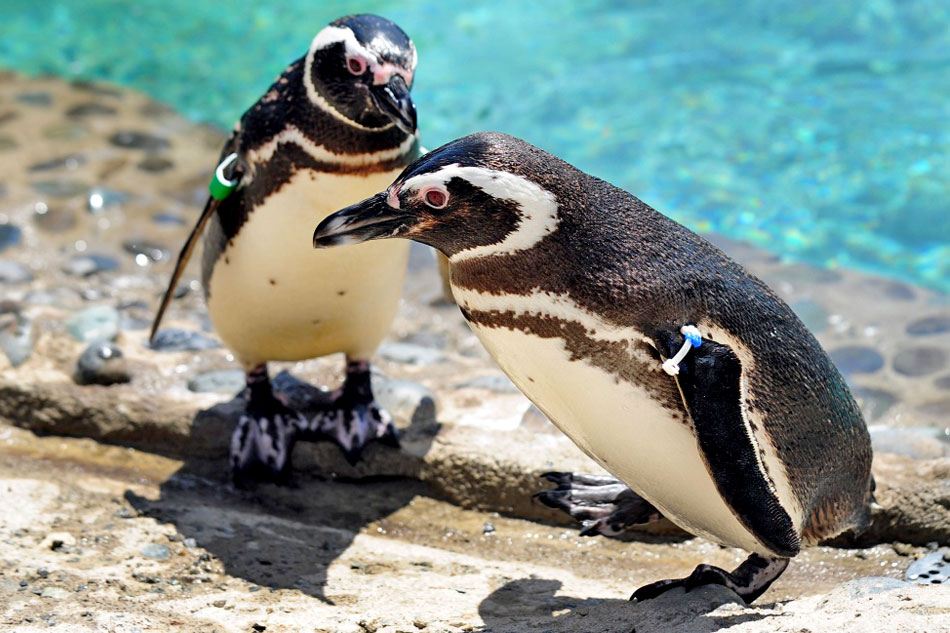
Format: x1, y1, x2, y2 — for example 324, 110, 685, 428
149, 195, 219, 343
535, 472, 662, 537
656, 330, 800, 558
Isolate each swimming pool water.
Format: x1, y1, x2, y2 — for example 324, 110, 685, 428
2, 1, 948, 291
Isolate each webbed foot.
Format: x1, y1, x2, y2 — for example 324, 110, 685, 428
535, 472, 662, 537
631, 553, 789, 604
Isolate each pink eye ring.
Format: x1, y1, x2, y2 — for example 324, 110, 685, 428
346, 56, 367, 75
423, 187, 448, 209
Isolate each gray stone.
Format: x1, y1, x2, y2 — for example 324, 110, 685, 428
378, 342, 447, 365
893, 347, 948, 377
906, 315, 950, 336
151, 212, 186, 226
935, 375, 950, 391
148, 328, 220, 352
372, 373, 438, 425
66, 306, 120, 343
0, 224, 22, 252
75, 343, 131, 386
87, 187, 130, 212
137, 156, 174, 172
33, 204, 77, 233
16, 91, 51, 106
31, 179, 88, 198
28, 154, 86, 172
0, 314, 33, 367
188, 369, 245, 394
65, 102, 117, 117
40, 586, 71, 600
109, 131, 170, 151
0, 260, 32, 283
456, 374, 521, 395
851, 386, 898, 420
140, 543, 170, 560
869, 425, 949, 459
63, 254, 119, 277
829, 345, 884, 374
906, 551, 950, 585
123, 239, 169, 263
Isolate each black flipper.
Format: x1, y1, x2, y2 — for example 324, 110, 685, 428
632, 553, 789, 604
535, 472, 662, 537
655, 329, 800, 558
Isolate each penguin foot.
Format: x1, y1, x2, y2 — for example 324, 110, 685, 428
535, 472, 662, 537
631, 553, 789, 604
295, 358, 399, 464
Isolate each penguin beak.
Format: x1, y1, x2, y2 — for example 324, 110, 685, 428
370, 74, 416, 134
313, 192, 407, 248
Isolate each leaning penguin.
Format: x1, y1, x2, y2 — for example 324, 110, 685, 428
151, 14, 421, 480
312, 132, 874, 603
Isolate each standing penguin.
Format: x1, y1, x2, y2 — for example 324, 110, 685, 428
312, 132, 874, 603
152, 14, 420, 480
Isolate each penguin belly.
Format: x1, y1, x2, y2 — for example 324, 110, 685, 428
467, 322, 772, 556
207, 169, 409, 368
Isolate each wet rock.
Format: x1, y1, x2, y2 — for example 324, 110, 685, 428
141, 543, 170, 560
378, 342, 447, 365
869, 425, 949, 459
123, 239, 169, 263
893, 347, 948, 377
790, 298, 828, 333
0, 260, 33, 283
63, 254, 119, 277
829, 345, 884, 375
28, 154, 86, 172
0, 314, 33, 367
906, 550, 950, 585
65, 102, 117, 117
16, 91, 51, 106
372, 373, 438, 425
0, 224, 22, 252
75, 342, 131, 386
109, 131, 170, 151
456, 374, 521, 395
87, 187, 130, 212
851, 386, 898, 420
906, 314, 950, 336
151, 212, 186, 226
188, 369, 245, 394
32, 179, 88, 198
65, 306, 120, 343
148, 328, 220, 351
33, 203, 77, 233
137, 156, 174, 172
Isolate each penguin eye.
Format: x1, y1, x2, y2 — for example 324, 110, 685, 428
422, 187, 449, 210
346, 56, 368, 75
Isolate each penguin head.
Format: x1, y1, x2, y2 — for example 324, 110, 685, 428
306, 14, 417, 134
314, 132, 563, 258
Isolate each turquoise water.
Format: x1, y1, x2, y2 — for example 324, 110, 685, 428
2, 1, 948, 291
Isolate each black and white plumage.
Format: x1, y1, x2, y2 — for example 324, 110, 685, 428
152, 14, 420, 480
313, 132, 875, 602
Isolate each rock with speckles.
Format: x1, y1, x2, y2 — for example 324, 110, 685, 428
148, 328, 220, 352
75, 342, 131, 386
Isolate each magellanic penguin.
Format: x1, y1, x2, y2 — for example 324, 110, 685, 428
151, 14, 421, 480
312, 132, 875, 603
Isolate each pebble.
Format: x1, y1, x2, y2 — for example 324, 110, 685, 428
65, 306, 120, 343
63, 253, 119, 277
75, 342, 131, 386
109, 131, 170, 151
65, 102, 117, 117
828, 345, 884, 374
141, 543, 170, 560
0, 260, 33, 283
0, 223, 22, 252
40, 587, 71, 600
372, 373, 438, 425
906, 551, 950, 585
935, 376, 950, 391
28, 154, 86, 172
0, 314, 33, 367
32, 179, 88, 198
16, 91, 51, 106
87, 187, 130, 212
34, 204, 77, 233
137, 156, 174, 172
123, 239, 169, 263
893, 347, 948, 377
456, 374, 521, 394
906, 315, 950, 336
42, 122, 87, 141
187, 369, 245, 394
151, 212, 186, 226
148, 328, 220, 351
851, 386, 897, 420
378, 342, 447, 365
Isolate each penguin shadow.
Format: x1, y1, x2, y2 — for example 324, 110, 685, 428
126, 371, 440, 603
477, 577, 773, 633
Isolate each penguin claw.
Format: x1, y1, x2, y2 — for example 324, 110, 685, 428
631, 555, 790, 604
299, 400, 399, 464
230, 410, 301, 485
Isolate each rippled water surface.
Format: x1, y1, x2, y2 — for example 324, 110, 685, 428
2, 0, 947, 290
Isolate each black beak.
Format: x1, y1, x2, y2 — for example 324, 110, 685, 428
370, 74, 416, 134
313, 192, 407, 248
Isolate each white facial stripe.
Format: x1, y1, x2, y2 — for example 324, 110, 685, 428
401, 165, 559, 262
304, 26, 399, 131
245, 125, 417, 174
